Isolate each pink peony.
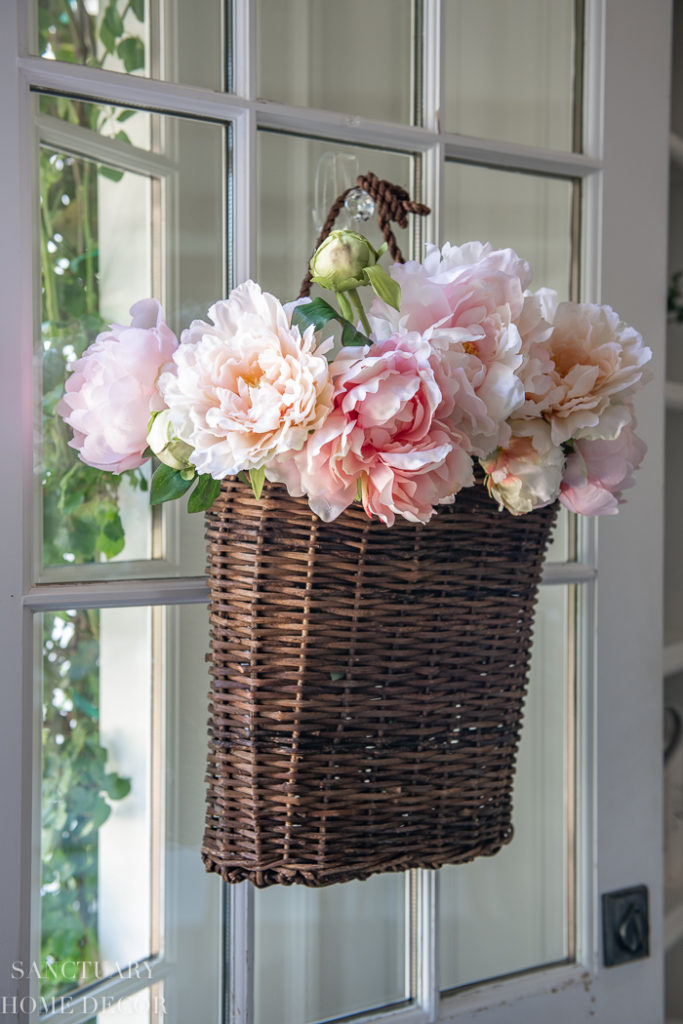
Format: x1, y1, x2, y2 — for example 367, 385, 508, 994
158, 282, 334, 478
521, 301, 651, 445
480, 419, 565, 515
516, 288, 566, 417
369, 241, 530, 453
56, 299, 178, 473
267, 333, 474, 525
559, 415, 647, 515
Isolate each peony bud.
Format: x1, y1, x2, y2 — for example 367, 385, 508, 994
147, 410, 195, 474
309, 230, 377, 292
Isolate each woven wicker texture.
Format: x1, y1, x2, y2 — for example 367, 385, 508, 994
202, 480, 557, 888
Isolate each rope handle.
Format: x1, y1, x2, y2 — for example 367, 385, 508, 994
298, 171, 430, 299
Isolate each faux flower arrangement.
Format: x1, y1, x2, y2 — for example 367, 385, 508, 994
57, 229, 651, 525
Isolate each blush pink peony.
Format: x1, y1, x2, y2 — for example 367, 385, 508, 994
559, 414, 647, 515
522, 301, 651, 446
158, 282, 334, 478
480, 419, 565, 515
516, 288, 566, 417
56, 299, 178, 473
267, 333, 474, 525
369, 241, 531, 454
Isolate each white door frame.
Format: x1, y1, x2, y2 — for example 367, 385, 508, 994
0, 1, 669, 1021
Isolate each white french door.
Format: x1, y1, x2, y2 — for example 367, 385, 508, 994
0, 1, 669, 1022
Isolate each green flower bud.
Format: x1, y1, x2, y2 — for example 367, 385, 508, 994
309, 230, 377, 292
147, 410, 195, 473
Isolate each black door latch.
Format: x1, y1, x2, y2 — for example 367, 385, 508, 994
602, 885, 650, 967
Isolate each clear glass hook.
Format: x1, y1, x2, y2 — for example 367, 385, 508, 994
312, 152, 360, 232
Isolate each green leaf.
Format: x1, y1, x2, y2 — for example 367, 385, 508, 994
292, 297, 340, 333
150, 463, 194, 505
131, 0, 145, 19
99, 19, 116, 53
104, 774, 131, 801
364, 263, 401, 311
98, 515, 125, 559
187, 474, 222, 513
249, 467, 266, 500
104, 4, 125, 37
86, 798, 111, 832
114, 129, 132, 146
375, 241, 388, 260
292, 298, 370, 348
117, 36, 145, 73
71, 691, 99, 721
238, 471, 250, 486
99, 165, 124, 183
116, 108, 137, 122
340, 320, 371, 347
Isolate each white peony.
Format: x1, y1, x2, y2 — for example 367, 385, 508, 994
158, 282, 334, 478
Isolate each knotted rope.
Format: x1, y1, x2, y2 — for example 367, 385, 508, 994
298, 171, 430, 299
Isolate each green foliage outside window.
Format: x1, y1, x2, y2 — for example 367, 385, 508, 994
38, 0, 147, 1000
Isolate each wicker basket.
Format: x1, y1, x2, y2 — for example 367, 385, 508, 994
201, 480, 557, 888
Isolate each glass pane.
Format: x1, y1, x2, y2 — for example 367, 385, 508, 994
443, 162, 574, 299
164, 605, 223, 1023
666, 669, 683, 1018
40, 607, 154, 1000
668, 166, 683, 382
666, 410, 683, 648
443, 161, 576, 563
257, 131, 414, 300
40, 603, 222, 1014
667, 322, 683, 384
665, 671, 683, 906
546, 507, 570, 562
256, 0, 416, 124
97, 985, 158, 1021
37, 95, 226, 581
255, 875, 407, 1024
439, 584, 571, 989
35, 1, 224, 91
64, 985, 161, 1022
443, 0, 578, 151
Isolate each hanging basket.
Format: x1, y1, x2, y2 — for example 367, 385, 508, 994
201, 480, 557, 888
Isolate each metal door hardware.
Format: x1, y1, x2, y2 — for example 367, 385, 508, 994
602, 885, 650, 966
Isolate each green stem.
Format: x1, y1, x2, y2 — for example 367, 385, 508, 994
348, 288, 371, 335
81, 162, 97, 314
336, 290, 354, 322
40, 190, 60, 326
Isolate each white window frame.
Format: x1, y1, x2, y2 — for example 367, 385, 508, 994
0, 0, 669, 1021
